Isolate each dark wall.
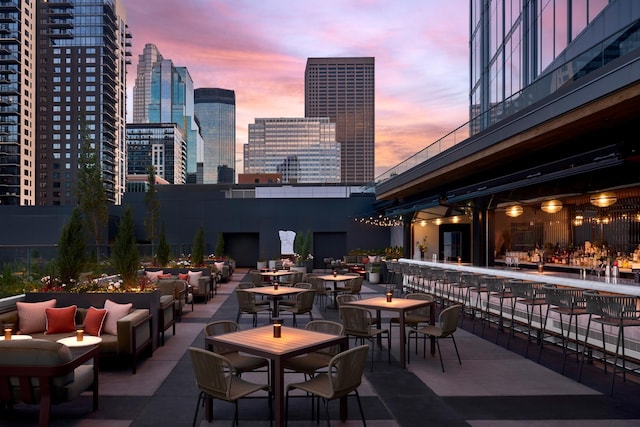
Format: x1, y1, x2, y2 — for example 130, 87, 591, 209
0, 186, 389, 269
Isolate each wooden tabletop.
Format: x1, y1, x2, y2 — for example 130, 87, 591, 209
345, 296, 435, 311
317, 274, 355, 282
240, 286, 305, 297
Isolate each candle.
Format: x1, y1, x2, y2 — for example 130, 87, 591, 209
538, 263, 544, 273
333, 270, 337, 277
273, 283, 279, 290
273, 323, 282, 338
76, 329, 84, 342
386, 292, 393, 302
3, 328, 11, 340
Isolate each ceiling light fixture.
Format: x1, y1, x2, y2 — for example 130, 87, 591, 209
505, 205, 523, 218
590, 192, 617, 208
540, 199, 563, 214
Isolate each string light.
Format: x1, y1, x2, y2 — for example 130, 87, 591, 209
354, 214, 402, 227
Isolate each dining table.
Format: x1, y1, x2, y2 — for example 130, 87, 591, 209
317, 274, 356, 308
205, 324, 349, 427
240, 286, 306, 317
260, 270, 296, 284
344, 296, 436, 368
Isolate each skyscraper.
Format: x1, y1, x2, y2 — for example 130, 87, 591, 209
194, 88, 236, 184
132, 44, 202, 183
0, 0, 36, 206
244, 117, 340, 184
305, 57, 375, 185
132, 43, 163, 123
36, 0, 131, 205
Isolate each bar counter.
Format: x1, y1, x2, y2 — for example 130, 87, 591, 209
397, 258, 640, 296
396, 257, 640, 364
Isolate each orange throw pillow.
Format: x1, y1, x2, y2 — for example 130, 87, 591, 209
84, 306, 108, 336
178, 273, 189, 282
45, 305, 78, 335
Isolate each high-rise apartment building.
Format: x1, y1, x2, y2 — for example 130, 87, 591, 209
0, 0, 36, 206
132, 44, 202, 183
244, 117, 340, 184
126, 123, 186, 184
305, 57, 374, 184
36, 0, 131, 205
194, 88, 236, 184
470, 0, 609, 133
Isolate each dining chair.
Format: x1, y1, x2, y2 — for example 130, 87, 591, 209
188, 347, 271, 427
336, 294, 379, 325
235, 289, 271, 327
408, 304, 462, 372
308, 276, 331, 310
280, 290, 316, 326
389, 292, 434, 350
283, 320, 344, 377
279, 283, 313, 307
285, 345, 369, 427
203, 320, 270, 378
339, 305, 390, 370
237, 282, 256, 289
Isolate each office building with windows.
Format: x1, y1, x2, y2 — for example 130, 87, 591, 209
36, 0, 130, 205
194, 88, 236, 184
126, 123, 186, 184
132, 43, 163, 124
243, 117, 340, 184
305, 57, 374, 185
0, 0, 36, 206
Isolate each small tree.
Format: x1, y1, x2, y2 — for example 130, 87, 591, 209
156, 222, 170, 267
215, 232, 225, 257
191, 225, 205, 267
76, 112, 108, 262
111, 206, 140, 288
57, 208, 86, 284
144, 165, 160, 256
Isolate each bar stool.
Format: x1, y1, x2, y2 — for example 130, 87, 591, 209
444, 270, 462, 306
482, 276, 517, 343
419, 265, 432, 293
429, 267, 447, 305
541, 285, 588, 373
464, 273, 487, 332
508, 280, 548, 358
579, 290, 640, 396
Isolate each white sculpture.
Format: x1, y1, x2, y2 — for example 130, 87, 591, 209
279, 230, 296, 255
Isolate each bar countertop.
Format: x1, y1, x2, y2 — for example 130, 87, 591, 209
398, 258, 640, 296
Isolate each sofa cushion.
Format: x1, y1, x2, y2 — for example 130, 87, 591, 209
103, 299, 132, 335
214, 261, 225, 272
45, 305, 77, 335
178, 272, 189, 282
145, 270, 164, 282
0, 339, 75, 388
16, 299, 57, 334
187, 270, 203, 287
83, 306, 108, 336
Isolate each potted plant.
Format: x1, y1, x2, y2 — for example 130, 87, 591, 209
368, 263, 381, 284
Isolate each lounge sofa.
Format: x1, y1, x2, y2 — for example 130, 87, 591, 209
0, 339, 99, 427
0, 299, 152, 374
144, 268, 215, 301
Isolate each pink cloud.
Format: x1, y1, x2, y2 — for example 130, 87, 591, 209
124, 0, 470, 179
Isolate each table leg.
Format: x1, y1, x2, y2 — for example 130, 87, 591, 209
273, 358, 284, 427
339, 339, 348, 421
399, 311, 407, 368
430, 304, 436, 355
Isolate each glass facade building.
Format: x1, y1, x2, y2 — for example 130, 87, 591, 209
194, 88, 236, 184
36, 0, 131, 205
305, 57, 375, 185
244, 118, 340, 184
470, 0, 609, 133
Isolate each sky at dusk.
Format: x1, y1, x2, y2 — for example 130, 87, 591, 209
123, 0, 470, 178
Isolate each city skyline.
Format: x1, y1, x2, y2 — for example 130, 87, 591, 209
124, 0, 469, 179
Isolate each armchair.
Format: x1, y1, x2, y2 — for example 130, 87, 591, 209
0, 339, 99, 427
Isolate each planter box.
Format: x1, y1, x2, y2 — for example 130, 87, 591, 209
290, 266, 307, 274
257, 261, 267, 270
